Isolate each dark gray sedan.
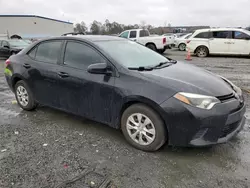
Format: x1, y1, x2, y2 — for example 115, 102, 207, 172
4, 36, 246, 151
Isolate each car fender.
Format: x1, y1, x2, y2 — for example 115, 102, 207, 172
112, 95, 168, 130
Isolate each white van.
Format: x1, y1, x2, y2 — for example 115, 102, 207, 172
186, 28, 250, 57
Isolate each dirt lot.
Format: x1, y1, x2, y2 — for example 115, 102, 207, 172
0, 50, 250, 188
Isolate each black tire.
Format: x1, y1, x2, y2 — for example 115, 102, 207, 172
146, 43, 157, 51
178, 43, 186, 51
14, 80, 37, 111
121, 104, 167, 151
158, 49, 165, 54
196, 46, 209, 57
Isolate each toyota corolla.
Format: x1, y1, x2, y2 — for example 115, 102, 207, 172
4, 36, 246, 151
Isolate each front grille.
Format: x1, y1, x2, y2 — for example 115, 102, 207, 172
216, 93, 235, 102
219, 121, 240, 138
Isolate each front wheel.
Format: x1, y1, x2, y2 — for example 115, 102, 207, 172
15, 80, 37, 111
196, 46, 209, 57
121, 104, 167, 151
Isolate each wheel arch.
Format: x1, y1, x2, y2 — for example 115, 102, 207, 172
178, 43, 186, 48
194, 45, 209, 54
11, 74, 26, 90
118, 96, 169, 133
145, 42, 156, 48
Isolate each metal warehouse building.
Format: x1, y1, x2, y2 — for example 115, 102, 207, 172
0, 15, 73, 39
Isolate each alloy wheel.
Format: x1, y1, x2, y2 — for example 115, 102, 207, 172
16, 85, 29, 107
197, 47, 207, 57
179, 44, 186, 51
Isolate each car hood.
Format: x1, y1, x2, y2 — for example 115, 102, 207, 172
140, 61, 233, 97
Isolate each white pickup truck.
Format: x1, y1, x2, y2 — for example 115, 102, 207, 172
118, 29, 169, 54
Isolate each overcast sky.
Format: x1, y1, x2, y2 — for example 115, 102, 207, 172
0, 0, 250, 27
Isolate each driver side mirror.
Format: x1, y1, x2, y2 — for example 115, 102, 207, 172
87, 63, 112, 75
4, 45, 10, 49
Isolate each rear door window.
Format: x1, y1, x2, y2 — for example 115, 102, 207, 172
129, 31, 137, 38
139, 30, 150, 37
212, 31, 232, 39
63, 41, 106, 70
28, 47, 37, 59
35, 41, 62, 64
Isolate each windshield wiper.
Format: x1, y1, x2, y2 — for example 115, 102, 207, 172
165, 57, 177, 64
151, 61, 175, 69
128, 66, 154, 71
128, 58, 177, 71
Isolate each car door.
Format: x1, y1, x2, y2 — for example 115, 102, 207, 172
1, 40, 11, 57
209, 31, 232, 54
56, 40, 115, 124
230, 31, 250, 55
25, 40, 64, 107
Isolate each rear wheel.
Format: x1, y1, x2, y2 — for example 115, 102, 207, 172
178, 43, 186, 51
158, 49, 166, 54
146, 44, 157, 52
121, 104, 167, 151
14, 80, 37, 111
196, 46, 209, 57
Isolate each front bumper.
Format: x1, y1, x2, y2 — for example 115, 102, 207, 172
160, 97, 246, 147
190, 110, 246, 146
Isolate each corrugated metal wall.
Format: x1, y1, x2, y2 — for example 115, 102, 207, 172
0, 16, 73, 39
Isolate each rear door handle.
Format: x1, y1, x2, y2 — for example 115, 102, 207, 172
58, 72, 69, 78
23, 63, 31, 69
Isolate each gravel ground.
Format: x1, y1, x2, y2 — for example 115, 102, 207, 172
0, 50, 250, 188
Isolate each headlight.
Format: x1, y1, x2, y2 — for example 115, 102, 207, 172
174, 92, 220, 110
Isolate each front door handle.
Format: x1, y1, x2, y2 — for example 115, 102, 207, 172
23, 63, 31, 69
58, 72, 69, 78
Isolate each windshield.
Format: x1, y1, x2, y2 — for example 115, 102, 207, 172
96, 40, 170, 68
243, 29, 250, 35
8, 40, 29, 47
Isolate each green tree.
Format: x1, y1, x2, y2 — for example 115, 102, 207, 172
74, 21, 88, 33
90, 20, 103, 34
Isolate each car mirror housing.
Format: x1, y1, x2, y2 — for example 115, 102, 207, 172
87, 63, 112, 75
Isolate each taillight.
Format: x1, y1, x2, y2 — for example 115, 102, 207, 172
5, 59, 11, 67
163, 37, 166, 44
187, 40, 191, 44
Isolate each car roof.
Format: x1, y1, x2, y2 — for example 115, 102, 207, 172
37, 35, 126, 43
195, 28, 247, 33
121, 29, 146, 32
